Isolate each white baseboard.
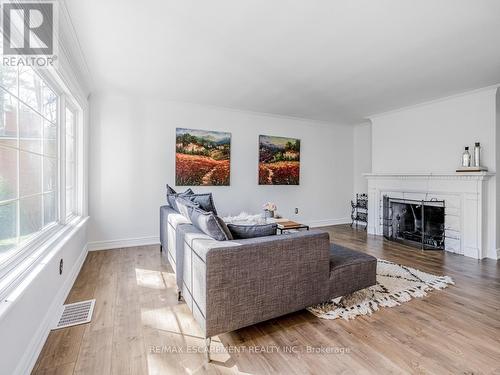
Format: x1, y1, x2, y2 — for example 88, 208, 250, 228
87, 236, 160, 251
308, 217, 351, 228
16, 243, 88, 375
496, 248, 500, 260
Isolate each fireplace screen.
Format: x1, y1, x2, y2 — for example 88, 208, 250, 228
383, 196, 445, 250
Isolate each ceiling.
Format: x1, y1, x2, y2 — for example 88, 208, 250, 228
65, 0, 500, 123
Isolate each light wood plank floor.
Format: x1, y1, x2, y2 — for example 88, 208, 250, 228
33, 225, 500, 374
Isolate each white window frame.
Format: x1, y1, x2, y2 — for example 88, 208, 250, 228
64, 102, 78, 221
36, 69, 84, 221
0, 66, 84, 287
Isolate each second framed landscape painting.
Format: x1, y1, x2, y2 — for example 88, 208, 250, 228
175, 128, 231, 186
259, 135, 300, 185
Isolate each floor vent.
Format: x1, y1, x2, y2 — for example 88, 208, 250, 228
53, 299, 96, 330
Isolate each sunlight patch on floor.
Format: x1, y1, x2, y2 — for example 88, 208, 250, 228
141, 306, 182, 332
161, 271, 177, 289
135, 267, 170, 290
140, 304, 206, 338
144, 330, 248, 375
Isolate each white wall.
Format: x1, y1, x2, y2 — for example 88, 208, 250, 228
0, 221, 88, 375
0, 10, 92, 373
353, 122, 372, 194
496, 89, 500, 254
88, 92, 354, 247
371, 89, 497, 174
370, 88, 498, 259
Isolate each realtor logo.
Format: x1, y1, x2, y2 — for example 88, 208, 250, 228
1, 0, 58, 66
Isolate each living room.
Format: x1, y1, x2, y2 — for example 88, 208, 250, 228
0, 1, 499, 374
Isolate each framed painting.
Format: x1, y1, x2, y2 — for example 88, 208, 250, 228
175, 128, 231, 186
258, 135, 300, 185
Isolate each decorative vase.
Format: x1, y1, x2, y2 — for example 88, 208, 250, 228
264, 209, 274, 219
474, 142, 481, 167
462, 146, 471, 167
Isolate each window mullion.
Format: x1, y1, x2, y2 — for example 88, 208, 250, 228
75, 112, 80, 216
59, 94, 66, 224
41, 105, 45, 229
15, 67, 20, 246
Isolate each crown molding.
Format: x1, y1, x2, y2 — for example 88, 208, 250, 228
367, 85, 499, 121
56, 0, 93, 97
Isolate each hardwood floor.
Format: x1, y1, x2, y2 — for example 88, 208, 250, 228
32, 225, 500, 375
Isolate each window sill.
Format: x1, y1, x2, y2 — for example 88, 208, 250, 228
0, 216, 89, 320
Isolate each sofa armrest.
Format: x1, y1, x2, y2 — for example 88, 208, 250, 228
193, 229, 331, 337
159, 204, 175, 248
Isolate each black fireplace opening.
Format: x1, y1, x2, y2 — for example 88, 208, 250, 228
383, 196, 445, 250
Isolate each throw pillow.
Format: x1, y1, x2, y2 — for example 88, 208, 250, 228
188, 206, 233, 241
227, 223, 277, 239
166, 185, 194, 212
166, 184, 177, 195
176, 196, 200, 220
180, 193, 218, 215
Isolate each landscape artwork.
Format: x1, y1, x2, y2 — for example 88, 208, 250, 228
175, 128, 231, 186
259, 135, 300, 185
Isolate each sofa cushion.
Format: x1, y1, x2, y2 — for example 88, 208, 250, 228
176, 196, 200, 219
328, 243, 377, 299
188, 206, 232, 241
166, 185, 194, 212
180, 226, 240, 261
329, 244, 376, 272
167, 212, 191, 229
180, 193, 218, 216
227, 223, 277, 239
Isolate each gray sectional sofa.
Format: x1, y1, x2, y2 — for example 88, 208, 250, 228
160, 204, 376, 359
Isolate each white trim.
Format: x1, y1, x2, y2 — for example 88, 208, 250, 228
496, 248, 500, 259
364, 172, 495, 181
308, 217, 351, 228
0, 222, 60, 283
0, 217, 88, 316
13, 242, 88, 375
98, 89, 348, 128
367, 85, 500, 120
58, 0, 94, 93
87, 236, 160, 251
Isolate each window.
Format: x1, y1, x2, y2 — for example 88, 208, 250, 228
65, 107, 76, 217
0, 65, 79, 268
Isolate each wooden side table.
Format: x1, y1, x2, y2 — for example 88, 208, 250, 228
276, 220, 310, 234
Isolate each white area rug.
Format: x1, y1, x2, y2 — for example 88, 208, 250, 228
308, 259, 454, 320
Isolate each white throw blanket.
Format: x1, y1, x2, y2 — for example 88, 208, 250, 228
222, 212, 267, 225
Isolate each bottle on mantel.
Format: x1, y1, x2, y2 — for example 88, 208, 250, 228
462, 146, 471, 167
474, 142, 481, 167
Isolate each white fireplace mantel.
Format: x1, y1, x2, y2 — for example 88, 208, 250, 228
364, 172, 494, 259
364, 172, 494, 180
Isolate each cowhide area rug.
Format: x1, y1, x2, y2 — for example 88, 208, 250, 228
308, 259, 454, 320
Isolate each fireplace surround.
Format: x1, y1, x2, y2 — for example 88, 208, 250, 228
365, 172, 494, 259
383, 196, 445, 250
